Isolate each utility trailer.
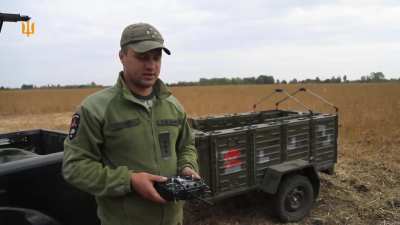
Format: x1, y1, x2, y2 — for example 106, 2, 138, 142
0, 88, 338, 224
191, 110, 338, 220
190, 88, 338, 221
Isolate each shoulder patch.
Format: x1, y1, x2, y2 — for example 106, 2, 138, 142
68, 113, 80, 140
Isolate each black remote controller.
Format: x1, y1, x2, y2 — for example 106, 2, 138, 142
154, 176, 211, 201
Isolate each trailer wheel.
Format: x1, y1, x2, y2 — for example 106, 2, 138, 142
274, 175, 314, 222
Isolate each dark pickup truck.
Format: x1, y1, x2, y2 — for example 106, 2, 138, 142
0, 129, 99, 225
0, 88, 338, 225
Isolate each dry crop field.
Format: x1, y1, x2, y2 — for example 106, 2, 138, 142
0, 83, 399, 225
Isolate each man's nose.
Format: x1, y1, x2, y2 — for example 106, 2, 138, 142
144, 58, 157, 70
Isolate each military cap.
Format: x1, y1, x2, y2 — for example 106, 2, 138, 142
120, 23, 171, 55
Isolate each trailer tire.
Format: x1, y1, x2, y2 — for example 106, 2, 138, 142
274, 175, 314, 222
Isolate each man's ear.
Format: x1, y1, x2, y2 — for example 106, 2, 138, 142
119, 50, 124, 62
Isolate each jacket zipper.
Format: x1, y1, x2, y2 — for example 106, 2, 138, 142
150, 102, 165, 225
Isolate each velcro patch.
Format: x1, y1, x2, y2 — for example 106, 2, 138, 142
157, 119, 181, 126
68, 113, 80, 140
109, 119, 140, 131
159, 131, 171, 159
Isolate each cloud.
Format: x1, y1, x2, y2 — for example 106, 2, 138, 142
1, 0, 399, 87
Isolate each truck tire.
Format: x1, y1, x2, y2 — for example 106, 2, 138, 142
273, 175, 314, 222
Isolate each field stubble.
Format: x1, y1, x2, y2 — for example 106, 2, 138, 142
0, 83, 399, 225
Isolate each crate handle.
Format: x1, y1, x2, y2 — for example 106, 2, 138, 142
253, 88, 313, 115
276, 88, 339, 114
274, 89, 313, 114
252, 89, 281, 111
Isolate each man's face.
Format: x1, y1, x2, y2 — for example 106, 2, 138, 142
120, 47, 162, 91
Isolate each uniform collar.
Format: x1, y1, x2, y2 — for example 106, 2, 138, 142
116, 71, 171, 104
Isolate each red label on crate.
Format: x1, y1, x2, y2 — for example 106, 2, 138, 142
223, 149, 242, 174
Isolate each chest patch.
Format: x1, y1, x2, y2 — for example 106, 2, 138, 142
68, 113, 80, 140
159, 131, 171, 159
157, 119, 181, 126
109, 119, 140, 131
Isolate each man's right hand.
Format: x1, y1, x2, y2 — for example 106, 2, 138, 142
131, 172, 167, 204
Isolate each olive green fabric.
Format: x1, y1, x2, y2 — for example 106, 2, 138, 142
120, 23, 171, 55
62, 72, 198, 225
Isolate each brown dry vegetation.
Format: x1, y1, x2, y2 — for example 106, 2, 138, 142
0, 83, 399, 225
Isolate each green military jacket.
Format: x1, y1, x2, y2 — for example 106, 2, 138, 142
62, 73, 198, 225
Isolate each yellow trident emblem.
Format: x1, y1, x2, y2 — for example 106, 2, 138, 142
21, 20, 35, 37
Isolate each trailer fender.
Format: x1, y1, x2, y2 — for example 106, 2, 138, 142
260, 159, 320, 197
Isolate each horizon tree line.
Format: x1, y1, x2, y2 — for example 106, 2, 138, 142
0, 72, 398, 90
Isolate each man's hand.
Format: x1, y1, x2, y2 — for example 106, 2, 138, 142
181, 167, 200, 179
131, 172, 167, 204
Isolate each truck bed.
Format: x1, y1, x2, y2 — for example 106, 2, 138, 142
0, 129, 99, 225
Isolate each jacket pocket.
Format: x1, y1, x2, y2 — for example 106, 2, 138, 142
157, 119, 181, 161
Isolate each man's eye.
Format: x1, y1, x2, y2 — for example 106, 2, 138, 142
134, 53, 161, 61
135, 54, 147, 60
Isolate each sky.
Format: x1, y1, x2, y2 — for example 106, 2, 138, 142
1, 0, 400, 87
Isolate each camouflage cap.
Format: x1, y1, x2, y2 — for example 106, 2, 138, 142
120, 23, 171, 55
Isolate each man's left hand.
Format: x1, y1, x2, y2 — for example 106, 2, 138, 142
181, 167, 200, 179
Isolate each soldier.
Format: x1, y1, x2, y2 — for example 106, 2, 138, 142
62, 23, 199, 225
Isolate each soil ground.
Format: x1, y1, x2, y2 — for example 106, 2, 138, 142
1, 112, 398, 225
1, 83, 399, 225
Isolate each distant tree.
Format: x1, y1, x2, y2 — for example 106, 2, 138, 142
243, 77, 256, 84
361, 75, 368, 82
323, 78, 331, 83
231, 78, 241, 85
21, 84, 34, 89
289, 78, 298, 84
324, 76, 341, 83
199, 78, 206, 83
343, 75, 348, 83
281, 80, 287, 84
369, 72, 385, 81
256, 75, 274, 84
